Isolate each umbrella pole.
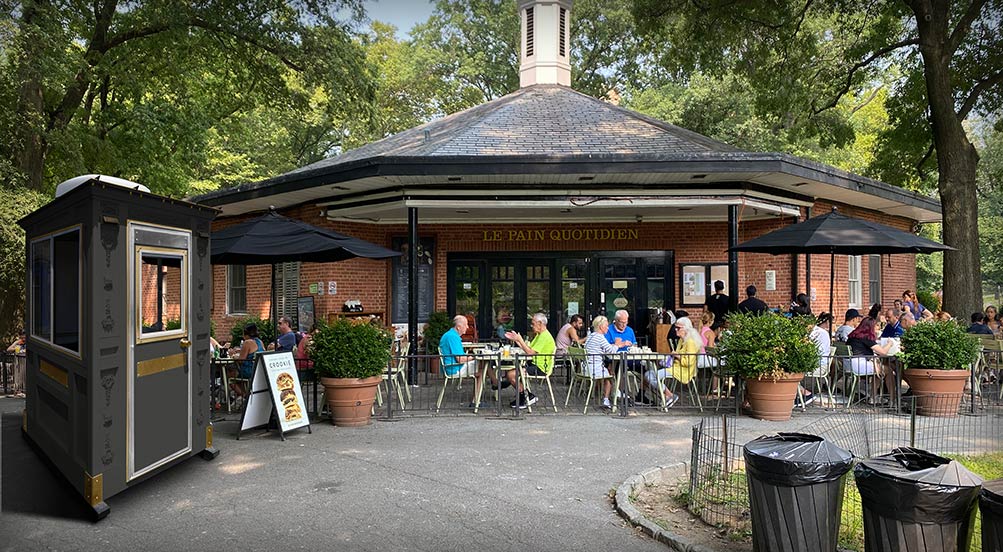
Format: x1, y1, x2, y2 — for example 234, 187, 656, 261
828, 251, 835, 335
272, 263, 278, 347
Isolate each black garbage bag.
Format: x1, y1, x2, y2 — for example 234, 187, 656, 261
982, 479, 1003, 552
743, 433, 853, 552
855, 447, 982, 552
744, 432, 853, 486
855, 447, 982, 524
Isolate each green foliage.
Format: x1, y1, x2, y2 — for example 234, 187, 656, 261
901, 319, 981, 370
915, 290, 941, 313
229, 317, 275, 348
310, 318, 392, 379
2, 0, 372, 196
423, 311, 453, 355
0, 187, 50, 342
165, 319, 182, 331
715, 313, 820, 380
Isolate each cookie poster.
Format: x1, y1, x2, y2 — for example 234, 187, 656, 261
260, 352, 310, 433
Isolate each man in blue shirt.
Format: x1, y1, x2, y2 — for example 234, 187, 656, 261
605, 310, 635, 351
439, 315, 493, 408
275, 316, 299, 352
968, 312, 995, 335
605, 310, 652, 404
879, 309, 904, 338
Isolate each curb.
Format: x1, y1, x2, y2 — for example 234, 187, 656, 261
614, 462, 719, 552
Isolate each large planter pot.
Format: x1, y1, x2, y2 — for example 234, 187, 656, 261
903, 368, 969, 417
320, 375, 381, 427
744, 373, 804, 421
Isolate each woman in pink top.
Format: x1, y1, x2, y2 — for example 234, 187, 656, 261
697, 311, 716, 369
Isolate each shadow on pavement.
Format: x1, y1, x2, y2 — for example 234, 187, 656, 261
2, 412, 92, 521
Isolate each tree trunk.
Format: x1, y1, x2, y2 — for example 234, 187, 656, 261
14, 0, 49, 191
910, 0, 982, 318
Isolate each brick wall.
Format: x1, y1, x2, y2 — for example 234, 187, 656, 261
209, 199, 919, 338
140, 262, 182, 329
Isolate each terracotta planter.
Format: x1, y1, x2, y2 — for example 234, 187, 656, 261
903, 368, 969, 417
744, 373, 804, 421
320, 375, 381, 427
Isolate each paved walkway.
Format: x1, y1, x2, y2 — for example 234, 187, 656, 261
0, 398, 815, 551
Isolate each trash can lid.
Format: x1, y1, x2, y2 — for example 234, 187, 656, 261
983, 479, 1003, 505
854, 447, 983, 525
743, 432, 853, 486
855, 447, 982, 487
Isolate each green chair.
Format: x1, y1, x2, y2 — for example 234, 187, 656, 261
520, 354, 557, 413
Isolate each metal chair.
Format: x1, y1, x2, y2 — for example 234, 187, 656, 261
435, 355, 487, 413
836, 342, 884, 408
520, 354, 557, 413
564, 346, 614, 413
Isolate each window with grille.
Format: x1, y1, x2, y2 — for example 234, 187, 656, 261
848, 256, 862, 309
525, 7, 534, 57
227, 265, 247, 314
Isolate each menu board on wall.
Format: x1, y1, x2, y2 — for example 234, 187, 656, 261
392, 237, 434, 324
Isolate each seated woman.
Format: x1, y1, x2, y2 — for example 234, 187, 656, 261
696, 311, 716, 369
584, 315, 621, 410
845, 317, 893, 402
645, 316, 699, 409
229, 323, 265, 408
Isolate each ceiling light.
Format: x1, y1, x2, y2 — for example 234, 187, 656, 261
331, 185, 350, 190
690, 174, 708, 179
578, 175, 595, 181
448, 177, 462, 182
678, 208, 692, 211
455, 209, 469, 214
560, 209, 572, 213
794, 182, 809, 187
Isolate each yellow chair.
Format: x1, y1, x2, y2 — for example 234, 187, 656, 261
435, 355, 486, 413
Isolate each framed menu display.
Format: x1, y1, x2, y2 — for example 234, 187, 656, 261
238, 351, 311, 440
391, 237, 434, 324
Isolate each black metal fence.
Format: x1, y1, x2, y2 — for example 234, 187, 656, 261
688, 395, 1002, 551
1, 352, 26, 396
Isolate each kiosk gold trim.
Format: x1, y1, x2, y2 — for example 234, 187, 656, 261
205, 425, 213, 449
136, 353, 186, 378
39, 359, 69, 387
84, 472, 103, 507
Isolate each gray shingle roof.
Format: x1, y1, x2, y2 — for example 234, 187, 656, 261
288, 84, 738, 174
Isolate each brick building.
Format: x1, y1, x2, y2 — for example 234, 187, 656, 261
193, 0, 940, 346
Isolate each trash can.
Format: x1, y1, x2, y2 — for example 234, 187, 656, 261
854, 447, 982, 552
743, 432, 853, 552
981, 479, 1003, 552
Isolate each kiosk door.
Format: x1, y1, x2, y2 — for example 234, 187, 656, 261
128, 223, 192, 481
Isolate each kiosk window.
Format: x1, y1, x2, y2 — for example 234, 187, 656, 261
140, 253, 184, 335
31, 228, 80, 353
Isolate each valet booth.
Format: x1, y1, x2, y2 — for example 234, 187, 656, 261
18, 175, 219, 520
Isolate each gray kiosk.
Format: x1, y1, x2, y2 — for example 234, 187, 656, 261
18, 175, 219, 520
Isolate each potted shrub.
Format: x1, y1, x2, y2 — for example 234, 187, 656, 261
311, 318, 393, 426
716, 313, 819, 421
901, 319, 981, 417
422, 311, 453, 374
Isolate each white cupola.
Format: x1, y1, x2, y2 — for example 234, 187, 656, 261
518, 0, 572, 87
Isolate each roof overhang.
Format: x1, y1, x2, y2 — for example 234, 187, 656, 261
191, 153, 942, 224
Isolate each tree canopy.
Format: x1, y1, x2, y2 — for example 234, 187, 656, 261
631, 0, 1003, 318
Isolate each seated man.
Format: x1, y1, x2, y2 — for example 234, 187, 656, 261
504, 313, 555, 408
968, 312, 995, 335
880, 309, 904, 338
835, 309, 862, 342
440, 315, 494, 408
275, 316, 299, 352
606, 309, 652, 403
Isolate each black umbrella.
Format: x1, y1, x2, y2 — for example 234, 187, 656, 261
730, 208, 952, 319
211, 210, 399, 265
211, 209, 400, 336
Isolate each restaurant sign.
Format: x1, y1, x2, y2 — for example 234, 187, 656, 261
482, 228, 639, 242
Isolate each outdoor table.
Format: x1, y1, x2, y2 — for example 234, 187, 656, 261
210, 357, 240, 414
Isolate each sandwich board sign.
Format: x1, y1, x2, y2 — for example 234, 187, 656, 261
238, 351, 311, 440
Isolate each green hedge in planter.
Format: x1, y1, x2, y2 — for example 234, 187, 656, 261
311, 318, 393, 379
715, 313, 819, 380
901, 319, 980, 370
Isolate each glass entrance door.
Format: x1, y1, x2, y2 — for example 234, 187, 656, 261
448, 252, 671, 346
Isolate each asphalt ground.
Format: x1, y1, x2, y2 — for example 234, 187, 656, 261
0, 397, 814, 552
